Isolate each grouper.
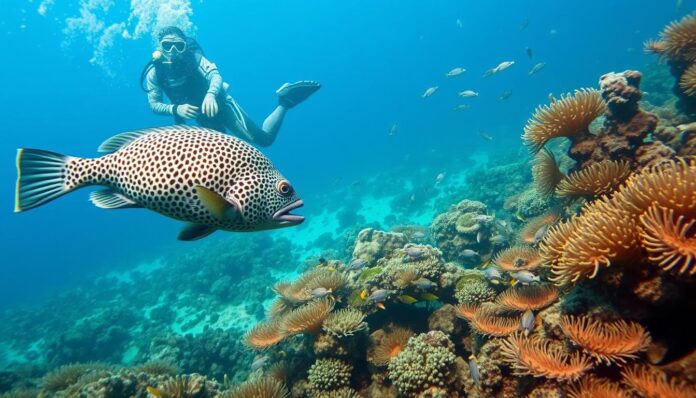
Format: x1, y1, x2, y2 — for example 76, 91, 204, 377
15, 125, 304, 240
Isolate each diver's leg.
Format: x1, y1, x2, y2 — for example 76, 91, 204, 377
223, 95, 278, 147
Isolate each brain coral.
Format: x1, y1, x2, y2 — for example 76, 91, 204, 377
307, 358, 353, 391
387, 331, 458, 397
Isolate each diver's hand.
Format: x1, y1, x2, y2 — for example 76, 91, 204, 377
176, 104, 199, 119
202, 93, 219, 118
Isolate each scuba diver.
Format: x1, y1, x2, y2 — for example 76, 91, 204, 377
141, 26, 320, 147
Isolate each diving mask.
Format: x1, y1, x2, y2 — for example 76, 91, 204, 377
160, 40, 187, 53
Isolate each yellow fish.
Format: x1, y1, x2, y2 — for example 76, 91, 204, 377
146, 386, 164, 397
360, 289, 368, 300
399, 295, 418, 304
419, 292, 439, 301
480, 260, 492, 268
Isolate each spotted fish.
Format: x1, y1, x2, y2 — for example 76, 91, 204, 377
15, 126, 304, 240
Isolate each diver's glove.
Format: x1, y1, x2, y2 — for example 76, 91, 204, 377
202, 93, 219, 118
175, 104, 199, 119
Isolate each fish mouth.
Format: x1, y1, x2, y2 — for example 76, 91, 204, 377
273, 200, 304, 225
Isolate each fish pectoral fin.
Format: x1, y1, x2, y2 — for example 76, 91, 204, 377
178, 223, 217, 241
89, 189, 141, 209
194, 185, 239, 220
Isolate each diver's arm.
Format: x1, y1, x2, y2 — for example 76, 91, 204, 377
199, 55, 224, 96
145, 67, 176, 116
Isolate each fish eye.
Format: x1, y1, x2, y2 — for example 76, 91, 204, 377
277, 180, 293, 196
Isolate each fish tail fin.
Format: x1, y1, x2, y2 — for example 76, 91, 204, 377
15, 148, 82, 212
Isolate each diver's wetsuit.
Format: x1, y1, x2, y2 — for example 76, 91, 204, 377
145, 51, 273, 145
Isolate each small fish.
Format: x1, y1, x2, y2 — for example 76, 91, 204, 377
445, 67, 467, 77
484, 61, 515, 77
484, 266, 504, 285
453, 104, 471, 111
368, 289, 394, 303
497, 220, 508, 228
311, 287, 333, 299
251, 355, 269, 371
412, 231, 426, 240
435, 172, 446, 185
456, 18, 463, 28
147, 387, 165, 397
510, 271, 540, 286
318, 257, 327, 264
473, 214, 494, 223
528, 62, 546, 76
419, 292, 439, 301
389, 123, 399, 137
469, 355, 481, 386
422, 86, 439, 98
525, 46, 533, 59
347, 258, 367, 271
479, 131, 493, 141
490, 234, 507, 245
499, 90, 513, 101
399, 294, 418, 304
412, 277, 437, 290
458, 90, 479, 98
405, 246, 426, 260
533, 224, 549, 245
521, 309, 535, 336
476, 231, 484, 243
515, 210, 526, 221
359, 289, 368, 300
462, 249, 479, 259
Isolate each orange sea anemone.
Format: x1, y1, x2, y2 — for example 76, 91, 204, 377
622, 364, 696, 398
304, 269, 347, 292
639, 204, 696, 275
280, 298, 334, 335
244, 320, 286, 350
469, 303, 521, 337
522, 89, 606, 153
267, 297, 292, 319
224, 377, 290, 398
520, 211, 561, 244
500, 332, 593, 382
493, 245, 542, 272
370, 327, 414, 366
555, 160, 632, 200
539, 220, 576, 269
656, 14, 696, 62
547, 197, 639, 286
566, 375, 632, 398
680, 63, 696, 96
454, 302, 479, 320
496, 284, 559, 311
560, 315, 651, 365
532, 148, 564, 198
644, 39, 667, 55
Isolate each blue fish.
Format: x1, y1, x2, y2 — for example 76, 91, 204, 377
484, 266, 504, 285
469, 355, 481, 386
521, 309, 535, 336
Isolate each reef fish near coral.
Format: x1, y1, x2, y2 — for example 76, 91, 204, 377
510, 271, 540, 285
15, 126, 304, 240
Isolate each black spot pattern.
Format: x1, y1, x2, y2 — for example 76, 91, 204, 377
64, 127, 300, 231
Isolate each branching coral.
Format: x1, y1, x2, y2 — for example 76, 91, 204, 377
520, 211, 560, 244
533, 148, 564, 198
322, 308, 367, 337
522, 89, 606, 153
370, 327, 414, 366
493, 245, 542, 272
639, 205, 696, 275
680, 63, 696, 96
222, 377, 290, 398
622, 364, 696, 398
281, 298, 334, 335
469, 303, 521, 337
555, 160, 632, 200
307, 358, 353, 391
387, 331, 457, 396
560, 315, 651, 365
500, 332, 593, 381
244, 320, 286, 349
566, 375, 631, 398
496, 284, 559, 311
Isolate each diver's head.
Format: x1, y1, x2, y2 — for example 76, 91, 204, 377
157, 26, 188, 64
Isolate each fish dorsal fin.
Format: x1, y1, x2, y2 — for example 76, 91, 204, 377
89, 189, 141, 209
178, 223, 217, 241
194, 185, 239, 220
97, 125, 213, 153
